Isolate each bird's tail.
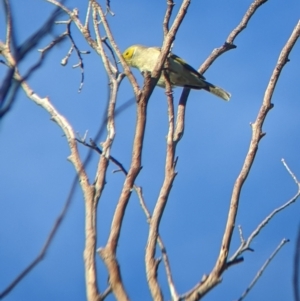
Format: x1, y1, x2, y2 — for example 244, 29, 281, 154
202, 80, 231, 101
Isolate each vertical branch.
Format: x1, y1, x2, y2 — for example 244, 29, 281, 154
4, 0, 13, 49
83, 5, 126, 301
98, 90, 147, 301
151, 0, 190, 82
92, 3, 142, 300
142, 1, 191, 299
85, 0, 92, 28
163, 0, 175, 37
136, 186, 179, 300
145, 71, 177, 301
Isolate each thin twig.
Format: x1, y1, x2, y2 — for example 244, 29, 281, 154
236, 239, 289, 301
66, 20, 89, 92
50, 19, 90, 92
282, 158, 300, 186
39, 30, 68, 55
46, 0, 99, 55
4, 0, 13, 50
136, 185, 179, 301
163, 0, 175, 37
93, 2, 140, 97
85, 0, 92, 28
228, 160, 300, 263
199, 0, 268, 74
238, 225, 245, 244
105, 0, 115, 16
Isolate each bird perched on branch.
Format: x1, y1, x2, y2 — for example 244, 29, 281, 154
122, 44, 231, 101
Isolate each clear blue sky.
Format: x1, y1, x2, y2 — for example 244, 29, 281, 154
1, 1, 300, 300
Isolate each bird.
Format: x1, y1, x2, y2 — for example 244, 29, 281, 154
122, 44, 231, 101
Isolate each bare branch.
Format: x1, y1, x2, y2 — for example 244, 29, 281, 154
65, 20, 90, 92
282, 158, 300, 187
236, 239, 289, 301
229, 159, 300, 263
163, 0, 175, 37
46, 0, 100, 60
95, 1, 191, 299
3, 1, 298, 300
0, 54, 92, 301
79, 127, 179, 301
151, 0, 190, 85
199, 0, 268, 75
220, 19, 300, 270
177, 0, 270, 125
145, 67, 177, 300
105, 0, 115, 16
3, 0, 13, 50
136, 185, 179, 301
238, 225, 245, 244
79, 124, 180, 300
39, 30, 68, 54
182, 18, 300, 301
85, 0, 92, 28
217, 17, 300, 271
93, 1, 140, 97
40, 17, 90, 93
92, 5, 117, 82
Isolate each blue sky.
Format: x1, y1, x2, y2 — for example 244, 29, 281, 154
1, 1, 300, 300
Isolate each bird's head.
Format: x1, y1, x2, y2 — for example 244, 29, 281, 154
122, 45, 137, 65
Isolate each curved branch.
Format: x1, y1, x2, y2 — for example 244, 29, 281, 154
176, 0, 270, 134
182, 19, 300, 301
199, 0, 268, 74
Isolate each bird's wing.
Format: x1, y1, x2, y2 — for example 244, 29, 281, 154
169, 53, 206, 80
151, 47, 206, 80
